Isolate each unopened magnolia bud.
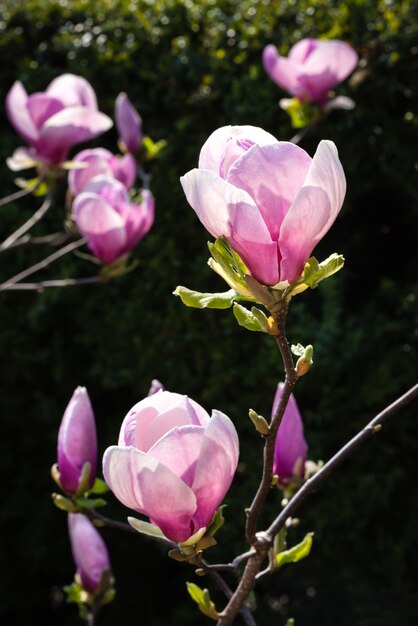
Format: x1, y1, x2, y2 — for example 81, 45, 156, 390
295, 344, 314, 377
249, 408, 270, 436
267, 316, 279, 335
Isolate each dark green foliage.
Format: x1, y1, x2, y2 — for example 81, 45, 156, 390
0, 0, 417, 624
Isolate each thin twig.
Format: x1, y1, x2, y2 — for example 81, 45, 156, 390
265, 381, 418, 542
0, 232, 72, 252
289, 125, 312, 144
0, 193, 52, 250
0, 183, 40, 208
0, 238, 85, 291
246, 303, 297, 546
5, 276, 102, 291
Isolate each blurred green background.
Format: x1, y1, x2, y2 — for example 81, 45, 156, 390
0, 0, 417, 624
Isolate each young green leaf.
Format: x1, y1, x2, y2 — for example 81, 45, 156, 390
233, 303, 268, 332
186, 583, 219, 620
174, 286, 240, 309
275, 532, 314, 568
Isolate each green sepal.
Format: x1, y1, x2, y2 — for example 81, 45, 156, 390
206, 506, 226, 537
51, 493, 78, 513
285, 619, 296, 626
186, 582, 219, 620
275, 532, 314, 568
89, 478, 109, 495
284, 254, 345, 300
233, 303, 269, 333
127, 517, 168, 540
280, 97, 321, 129
174, 286, 242, 309
75, 497, 107, 510
14, 177, 48, 196
142, 135, 167, 160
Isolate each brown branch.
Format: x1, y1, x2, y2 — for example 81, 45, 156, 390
5, 276, 102, 291
0, 193, 52, 251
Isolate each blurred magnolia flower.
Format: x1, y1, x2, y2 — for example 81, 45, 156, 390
263, 38, 358, 105
68, 513, 111, 593
6, 73, 112, 165
68, 148, 136, 196
181, 125, 345, 287
272, 383, 308, 486
57, 387, 97, 494
115, 92, 143, 154
103, 390, 239, 542
72, 176, 154, 265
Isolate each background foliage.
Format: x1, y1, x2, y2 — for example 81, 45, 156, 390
0, 0, 417, 624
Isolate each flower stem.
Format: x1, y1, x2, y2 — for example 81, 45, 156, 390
0, 193, 52, 251
0, 183, 40, 208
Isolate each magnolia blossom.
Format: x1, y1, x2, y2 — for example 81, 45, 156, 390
263, 38, 358, 105
73, 176, 154, 264
273, 383, 308, 485
103, 391, 239, 542
6, 73, 112, 164
68, 513, 111, 592
68, 148, 136, 196
181, 125, 346, 286
57, 387, 97, 494
115, 92, 143, 153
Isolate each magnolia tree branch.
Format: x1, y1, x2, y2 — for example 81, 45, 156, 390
0, 193, 52, 251
5, 276, 102, 291
0, 183, 41, 208
265, 380, 418, 541
0, 238, 85, 291
0, 232, 73, 253
216, 381, 418, 625
246, 303, 297, 545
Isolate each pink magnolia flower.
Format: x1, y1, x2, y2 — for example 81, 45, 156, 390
57, 387, 97, 494
68, 513, 111, 592
103, 390, 239, 542
181, 125, 346, 286
263, 38, 358, 105
115, 92, 143, 153
272, 383, 308, 485
73, 176, 154, 265
68, 148, 136, 196
6, 73, 112, 164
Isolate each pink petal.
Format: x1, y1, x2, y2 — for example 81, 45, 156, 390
73, 192, 127, 264
279, 140, 346, 283
39, 107, 113, 162
304, 40, 358, 83
46, 73, 98, 109
199, 125, 278, 174
103, 446, 197, 541
262, 45, 301, 95
26, 94, 64, 130
68, 513, 110, 592
288, 38, 318, 63
272, 383, 308, 482
227, 142, 312, 240
147, 425, 206, 486
191, 410, 239, 529
68, 149, 114, 196
115, 92, 142, 153
6, 81, 39, 144
123, 190, 155, 249
134, 393, 209, 452
110, 153, 136, 189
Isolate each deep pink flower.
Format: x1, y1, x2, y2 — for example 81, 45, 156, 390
73, 176, 154, 264
263, 38, 358, 105
68, 513, 111, 592
57, 387, 97, 494
68, 148, 136, 196
115, 93, 143, 153
6, 74, 112, 164
103, 390, 239, 542
272, 383, 308, 485
181, 125, 346, 286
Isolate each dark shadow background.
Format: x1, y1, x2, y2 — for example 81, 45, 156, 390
0, 0, 417, 624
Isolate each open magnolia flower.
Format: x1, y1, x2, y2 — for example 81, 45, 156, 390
263, 38, 358, 105
6, 73, 112, 165
72, 176, 154, 265
103, 391, 239, 542
68, 148, 136, 196
181, 125, 346, 287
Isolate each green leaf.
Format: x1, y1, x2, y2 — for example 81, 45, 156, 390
142, 135, 167, 159
51, 493, 77, 513
127, 517, 168, 540
233, 303, 268, 332
291, 343, 306, 357
186, 583, 219, 620
89, 478, 109, 494
174, 286, 240, 309
75, 497, 107, 509
206, 506, 226, 537
275, 532, 314, 568
303, 254, 345, 289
